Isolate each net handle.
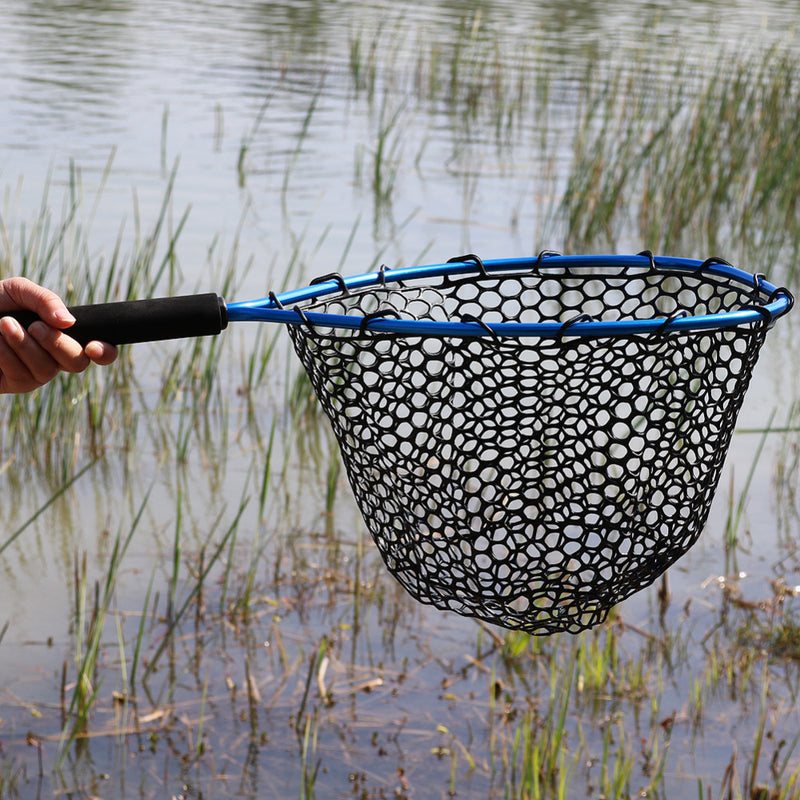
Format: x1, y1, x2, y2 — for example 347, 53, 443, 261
2, 294, 228, 346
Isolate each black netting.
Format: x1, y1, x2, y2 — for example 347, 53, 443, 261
287, 261, 773, 634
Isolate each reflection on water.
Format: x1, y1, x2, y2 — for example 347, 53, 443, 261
1, 0, 798, 269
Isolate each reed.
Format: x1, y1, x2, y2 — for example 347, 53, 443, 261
58, 489, 150, 762
344, 24, 800, 272
556, 49, 800, 268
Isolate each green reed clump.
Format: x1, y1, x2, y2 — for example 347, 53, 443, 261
348, 11, 546, 144
339, 21, 800, 272
558, 47, 800, 271
0, 760, 21, 797
59, 490, 148, 761
0, 160, 248, 488
700, 663, 800, 800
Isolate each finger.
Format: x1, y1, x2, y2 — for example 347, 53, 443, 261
0, 317, 59, 391
0, 277, 75, 329
0, 325, 38, 393
28, 321, 90, 373
84, 341, 119, 366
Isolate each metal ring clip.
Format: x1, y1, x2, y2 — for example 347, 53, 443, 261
447, 253, 489, 277
358, 309, 401, 335
533, 250, 561, 272
309, 272, 351, 296
268, 291, 284, 309
557, 313, 594, 341
460, 313, 501, 344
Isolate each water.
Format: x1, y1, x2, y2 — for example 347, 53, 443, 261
2, 0, 799, 287
1, 1, 800, 797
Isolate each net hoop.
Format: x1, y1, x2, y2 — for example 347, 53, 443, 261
227, 252, 794, 336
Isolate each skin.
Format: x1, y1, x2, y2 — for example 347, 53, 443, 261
0, 277, 117, 394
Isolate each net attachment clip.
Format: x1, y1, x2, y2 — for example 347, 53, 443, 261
534, 249, 561, 271
268, 291, 284, 309
637, 249, 656, 270
460, 313, 502, 343
292, 306, 316, 334
740, 269, 795, 326
657, 309, 690, 337
377, 263, 405, 289
309, 272, 351, 297
769, 285, 795, 312
359, 309, 401, 335
750, 274, 796, 318
557, 313, 595, 341
696, 255, 732, 273
446, 253, 488, 277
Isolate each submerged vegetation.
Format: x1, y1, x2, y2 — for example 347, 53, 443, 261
1, 15, 800, 800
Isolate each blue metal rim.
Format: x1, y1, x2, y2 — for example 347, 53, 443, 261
225, 254, 794, 337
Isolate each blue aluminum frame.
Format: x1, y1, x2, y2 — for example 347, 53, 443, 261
226, 253, 794, 337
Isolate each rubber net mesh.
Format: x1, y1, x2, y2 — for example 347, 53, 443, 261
287, 263, 770, 634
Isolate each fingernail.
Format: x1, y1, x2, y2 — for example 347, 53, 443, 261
0, 317, 23, 337
55, 310, 76, 325
28, 320, 47, 339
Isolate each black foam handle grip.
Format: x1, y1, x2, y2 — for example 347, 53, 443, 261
3, 293, 228, 346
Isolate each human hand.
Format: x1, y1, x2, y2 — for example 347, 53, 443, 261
0, 277, 118, 394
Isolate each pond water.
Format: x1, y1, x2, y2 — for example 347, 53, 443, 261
3, 0, 800, 288
2, 1, 800, 798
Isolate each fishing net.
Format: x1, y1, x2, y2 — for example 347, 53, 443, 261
286, 253, 792, 634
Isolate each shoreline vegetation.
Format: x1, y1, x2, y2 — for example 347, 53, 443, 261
1, 21, 800, 799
